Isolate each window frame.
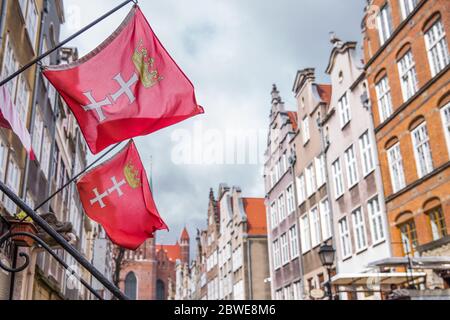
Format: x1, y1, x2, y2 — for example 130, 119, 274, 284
411, 122, 433, 178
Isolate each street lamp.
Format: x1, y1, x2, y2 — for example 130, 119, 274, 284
318, 243, 335, 300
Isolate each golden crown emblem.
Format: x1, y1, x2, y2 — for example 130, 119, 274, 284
132, 39, 163, 88
123, 162, 141, 189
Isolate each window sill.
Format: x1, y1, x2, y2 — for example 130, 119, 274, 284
341, 120, 351, 131
342, 254, 352, 262
335, 193, 344, 201
355, 247, 368, 256
348, 181, 359, 191
371, 238, 386, 248
362, 169, 375, 180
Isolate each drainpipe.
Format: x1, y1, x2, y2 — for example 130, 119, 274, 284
21, 0, 48, 200
245, 235, 253, 300
0, 0, 8, 46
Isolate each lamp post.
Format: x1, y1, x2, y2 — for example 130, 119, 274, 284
318, 243, 335, 300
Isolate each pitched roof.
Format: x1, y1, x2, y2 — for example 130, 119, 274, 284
180, 227, 190, 240
316, 84, 332, 104
157, 243, 181, 262
243, 198, 267, 236
287, 111, 298, 131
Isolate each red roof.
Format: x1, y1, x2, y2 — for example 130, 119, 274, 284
180, 227, 190, 240
316, 84, 332, 104
287, 111, 298, 131
243, 198, 267, 236
157, 243, 181, 261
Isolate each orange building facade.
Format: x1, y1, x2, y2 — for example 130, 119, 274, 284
362, 0, 449, 287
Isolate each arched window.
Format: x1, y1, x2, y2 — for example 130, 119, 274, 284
156, 279, 165, 300
398, 218, 418, 256
424, 198, 447, 241
124, 272, 137, 300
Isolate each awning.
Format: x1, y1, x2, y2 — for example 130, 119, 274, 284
368, 256, 450, 269
330, 272, 427, 286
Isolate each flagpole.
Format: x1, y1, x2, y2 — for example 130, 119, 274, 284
0, 0, 136, 88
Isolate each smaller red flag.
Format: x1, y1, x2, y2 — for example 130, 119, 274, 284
76, 140, 167, 250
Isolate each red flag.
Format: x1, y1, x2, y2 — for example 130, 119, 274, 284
76, 140, 167, 250
43, 6, 204, 154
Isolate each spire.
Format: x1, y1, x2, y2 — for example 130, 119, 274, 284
270, 83, 285, 116
271, 84, 281, 103
180, 227, 190, 241
209, 188, 215, 201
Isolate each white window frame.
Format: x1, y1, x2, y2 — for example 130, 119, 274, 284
320, 198, 332, 241
377, 4, 393, 45
344, 145, 359, 188
280, 233, 289, 266
399, 0, 418, 20
367, 195, 385, 244
440, 103, 450, 156
352, 207, 368, 252
286, 184, 295, 215
387, 143, 406, 193
296, 174, 306, 205
375, 76, 393, 122
332, 158, 344, 199
0, 140, 8, 182
24, 0, 39, 50
273, 240, 281, 270
359, 131, 376, 176
411, 122, 433, 178
302, 116, 310, 144
424, 19, 450, 77
398, 50, 419, 102
339, 217, 352, 259
309, 206, 321, 248
338, 92, 351, 128
288, 225, 299, 259
270, 201, 278, 230
315, 154, 326, 187
300, 215, 311, 253
278, 193, 286, 222
305, 162, 316, 197
4, 157, 21, 214
1, 34, 18, 100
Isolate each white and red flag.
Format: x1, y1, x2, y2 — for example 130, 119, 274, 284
76, 140, 168, 250
43, 6, 204, 154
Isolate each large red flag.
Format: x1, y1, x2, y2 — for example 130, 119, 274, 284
76, 140, 167, 250
43, 6, 204, 154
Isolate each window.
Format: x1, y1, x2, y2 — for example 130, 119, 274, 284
24, 1, 39, 49
310, 207, 321, 247
32, 108, 44, 161
282, 152, 288, 174
302, 116, 310, 144
398, 50, 419, 102
377, 4, 393, 45
399, 220, 418, 256
339, 217, 352, 259
305, 163, 316, 197
375, 76, 393, 122
1, 34, 18, 99
270, 201, 278, 229
296, 174, 306, 205
0, 141, 8, 181
359, 131, 375, 176
399, 0, 418, 20
278, 193, 286, 222
233, 280, 244, 300
232, 246, 243, 272
300, 215, 311, 252
288, 226, 299, 259
387, 143, 406, 193
338, 92, 351, 127
16, 74, 30, 124
4, 158, 21, 214
331, 158, 344, 198
368, 196, 385, 244
425, 19, 450, 77
411, 122, 433, 178
280, 233, 289, 265
427, 206, 447, 241
344, 145, 359, 188
292, 282, 301, 300
315, 154, 326, 187
273, 240, 281, 269
441, 103, 450, 155
286, 185, 295, 215
352, 208, 367, 251
320, 198, 332, 240
125, 272, 137, 300
41, 129, 51, 178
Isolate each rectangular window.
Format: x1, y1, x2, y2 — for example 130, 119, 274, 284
296, 174, 306, 205
367, 196, 385, 244
273, 240, 281, 269
278, 193, 286, 222
286, 184, 295, 215
399, 220, 418, 256
377, 4, 393, 45
428, 206, 447, 241
288, 225, 299, 259
305, 163, 316, 197
302, 116, 310, 144
352, 208, 367, 251
270, 201, 278, 230
425, 19, 450, 77
315, 154, 326, 187
4, 157, 21, 214
339, 217, 352, 259
32, 108, 44, 162
338, 92, 351, 127
300, 215, 311, 253
233, 280, 244, 300
375, 76, 393, 122
41, 129, 51, 179
0, 141, 8, 182
332, 158, 344, 198
399, 0, 418, 20
280, 233, 289, 265
16, 74, 30, 124
398, 50, 419, 102
359, 131, 375, 176
2, 34, 18, 99
25, 1, 39, 50
309, 206, 321, 248
411, 122, 433, 178
387, 143, 406, 193
441, 103, 450, 156
344, 145, 359, 188
320, 198, 332, 240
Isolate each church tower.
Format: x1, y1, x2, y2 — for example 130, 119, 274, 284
179, 227, 190, 264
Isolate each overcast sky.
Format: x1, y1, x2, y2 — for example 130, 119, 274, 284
61, 0, 366, 248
